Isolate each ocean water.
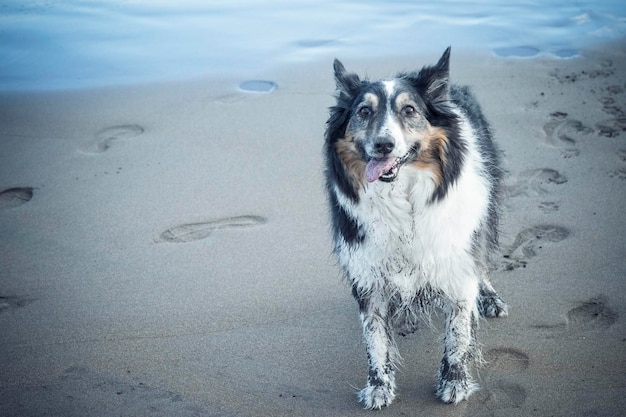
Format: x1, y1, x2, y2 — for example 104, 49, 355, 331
0, 0, 625, 91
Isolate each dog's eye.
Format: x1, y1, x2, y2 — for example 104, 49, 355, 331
402, 105, 416, 117
358, 106, 372, 118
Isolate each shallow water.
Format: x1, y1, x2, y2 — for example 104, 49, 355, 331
0, 0, 624, 91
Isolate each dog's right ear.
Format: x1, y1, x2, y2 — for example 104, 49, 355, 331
334, 59, 361, 98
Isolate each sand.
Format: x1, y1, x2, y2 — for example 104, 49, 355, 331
1, 42, 625, 417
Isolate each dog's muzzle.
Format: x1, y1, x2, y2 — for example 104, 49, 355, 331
365, 145, 419, 183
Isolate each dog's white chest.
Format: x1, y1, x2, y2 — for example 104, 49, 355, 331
347, 175, 427, 294
363, 177, 416, 243
342, 165, 486, 299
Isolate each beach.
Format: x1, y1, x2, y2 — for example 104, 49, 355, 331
1, 40, 625, 416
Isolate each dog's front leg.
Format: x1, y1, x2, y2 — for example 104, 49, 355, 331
435, 301, 479, 404
354, 287, 398, 410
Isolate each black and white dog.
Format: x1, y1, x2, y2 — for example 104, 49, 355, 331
324, 48, 508, 409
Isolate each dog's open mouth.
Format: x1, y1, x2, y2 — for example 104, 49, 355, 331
365, 148, 418, 183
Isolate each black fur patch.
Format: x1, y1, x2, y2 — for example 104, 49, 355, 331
439, 357, 465, 382
328, 192, 364, 246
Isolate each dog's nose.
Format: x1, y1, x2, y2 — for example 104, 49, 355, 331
373, 138, 394, 155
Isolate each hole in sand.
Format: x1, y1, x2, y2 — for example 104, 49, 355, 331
552, 49, 580, 59
239, 80, 277, 93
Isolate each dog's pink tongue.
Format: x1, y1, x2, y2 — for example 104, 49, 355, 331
365, 157, 396, 182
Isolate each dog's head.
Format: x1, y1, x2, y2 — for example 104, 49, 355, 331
329, 47, 457, 187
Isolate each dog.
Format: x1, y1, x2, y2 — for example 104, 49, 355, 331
323, 47, 508, 409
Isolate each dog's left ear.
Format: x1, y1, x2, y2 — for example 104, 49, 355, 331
420, 46, 451, 103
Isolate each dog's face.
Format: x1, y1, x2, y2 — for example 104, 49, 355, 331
332, 48, 453, 185
345, 79, 428, 182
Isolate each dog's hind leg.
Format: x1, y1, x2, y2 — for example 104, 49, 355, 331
477, 278, 508, 318
435, 300, 479, 404
353, 287, 398, 410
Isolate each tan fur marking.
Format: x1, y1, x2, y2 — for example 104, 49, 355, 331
362, 93, 379, 109
336, 136, 367, 193
394, 92, 413, 109
410, 127, 448, 185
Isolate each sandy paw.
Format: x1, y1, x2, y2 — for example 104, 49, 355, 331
566, 295, 617, 330
158, 215, 266, 243
358, 384, 395, 410
436, 377, 478, 405
80, 124, 144, 153
501, 225, 570, 271
478, 289, 509, 318
0, 187, 33, 210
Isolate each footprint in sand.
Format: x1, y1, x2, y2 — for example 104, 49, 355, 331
0, 187, 33, 210
0, 295, 33, 313
610, 167, 626, 180
609, 150, 626, 180
566, 295, 618, 330
596, 90, 626, 137
20, 367, 213, 417
501, 225, 570, 271
80, 124, 145, 154
158, 215, 266, 243
549, 60, 614, 84
596, 117, 626, 138
542, 112, 592, 158
505, 168, 567, 199
598, 95, 625, 118
538, 201, 559, 213
484, 348, 530, 373
469, 348, 530, 412
478, 381, 528, 410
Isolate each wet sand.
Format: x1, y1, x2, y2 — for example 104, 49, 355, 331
1, 43, 625, 416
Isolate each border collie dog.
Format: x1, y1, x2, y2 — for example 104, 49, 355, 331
324, 48, 508, 409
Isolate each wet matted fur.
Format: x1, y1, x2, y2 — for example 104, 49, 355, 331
324, 47, 508, 409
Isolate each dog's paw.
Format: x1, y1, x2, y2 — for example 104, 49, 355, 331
357, 383, 396, 410
479, 293, 509, 318
435, 377, 478, 404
